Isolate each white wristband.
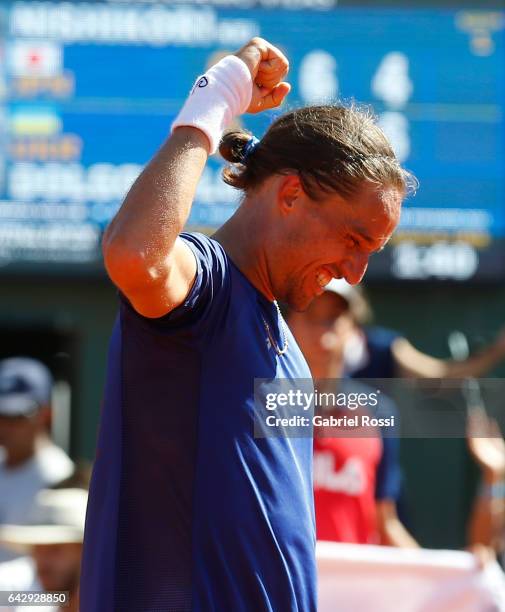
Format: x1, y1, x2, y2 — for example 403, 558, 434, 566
171, 55, 253, 154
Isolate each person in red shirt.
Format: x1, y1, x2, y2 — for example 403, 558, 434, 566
288, 281, 418, 547
314, 430, 382, 544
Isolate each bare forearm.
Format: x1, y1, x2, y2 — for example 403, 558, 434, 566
442, 343, 505, 378
393, 337, 505, 379
103, 127, 209, 276
98, 39, 289, 316
376, 501, 419, 548
378, 519, 419, 548
468, 498, 505, 551
468, 471, 505, 552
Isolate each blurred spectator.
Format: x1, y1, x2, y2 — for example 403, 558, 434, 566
0, 358, 74, 562
306, 280, 505, 380
467, 408, 505, 558
0, 488, 86, 612
288, 287, 418, 547
312, 394, 417, 547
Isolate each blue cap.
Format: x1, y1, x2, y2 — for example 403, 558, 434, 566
0, 358, 53, 417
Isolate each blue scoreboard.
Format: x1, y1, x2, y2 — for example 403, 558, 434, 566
0, 2, 503, 281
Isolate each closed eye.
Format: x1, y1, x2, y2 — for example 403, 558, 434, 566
348, 231, 389, 254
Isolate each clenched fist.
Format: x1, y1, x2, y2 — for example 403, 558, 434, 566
235, 37, 291, 114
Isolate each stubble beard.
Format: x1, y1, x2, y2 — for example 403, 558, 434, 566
281, 274, 314, 313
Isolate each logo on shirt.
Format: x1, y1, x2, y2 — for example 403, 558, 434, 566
313, 452, 366, 496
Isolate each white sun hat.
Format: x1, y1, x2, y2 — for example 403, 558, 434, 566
0, 488, 87, 551
323, 279, 371, 324
324, 278, 358, 302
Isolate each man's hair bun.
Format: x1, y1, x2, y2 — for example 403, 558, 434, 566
219, 130, 253, 164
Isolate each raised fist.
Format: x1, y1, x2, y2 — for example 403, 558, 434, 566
235, 37, 291, 114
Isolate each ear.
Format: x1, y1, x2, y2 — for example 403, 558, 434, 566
277, 175, 302, 214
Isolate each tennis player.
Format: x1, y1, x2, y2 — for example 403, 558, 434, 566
80, 37, 414, 611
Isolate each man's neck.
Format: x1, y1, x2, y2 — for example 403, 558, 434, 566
212, 205, 275, 302
5, 445, 36, 469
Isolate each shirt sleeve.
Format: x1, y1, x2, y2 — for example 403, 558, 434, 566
118, 232, 231, 340
375, 397, 402, 501
360, 327, 402, 379
375, 433, 402, 502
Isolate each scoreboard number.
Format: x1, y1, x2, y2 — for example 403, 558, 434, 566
392, 242, 479, 280
371, 52, 413, 109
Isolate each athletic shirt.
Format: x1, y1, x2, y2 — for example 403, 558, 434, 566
314, 434, 381, 544
80, 233, 316, 612
313, 392, 401, 545
350, 327, 400, 379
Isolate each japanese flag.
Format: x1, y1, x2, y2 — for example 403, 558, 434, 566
7, 41, 62, 78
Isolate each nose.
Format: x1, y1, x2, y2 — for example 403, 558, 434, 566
340, 253, 369, 285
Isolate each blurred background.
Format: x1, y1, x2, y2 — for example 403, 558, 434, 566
0, 0, 504, 552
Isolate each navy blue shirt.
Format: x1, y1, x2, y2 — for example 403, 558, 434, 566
375, 400, 402, 502
351, 327, 400, 379
81, 233, 316, 612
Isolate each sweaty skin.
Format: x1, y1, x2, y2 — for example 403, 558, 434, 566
102, 37, 402, 320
